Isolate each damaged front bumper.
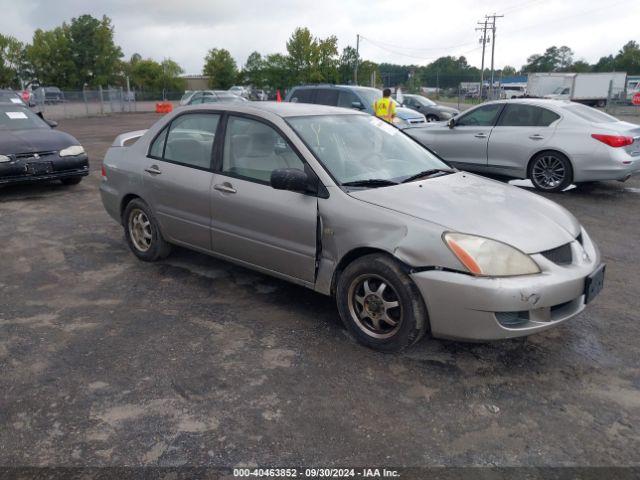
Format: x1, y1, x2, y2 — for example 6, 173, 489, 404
410, 234, 602, 341
0, 154, 89, 185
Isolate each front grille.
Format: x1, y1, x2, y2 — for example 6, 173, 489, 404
541, 243, 572, 265
14, 151, 56, 160
408, 118, 426, 124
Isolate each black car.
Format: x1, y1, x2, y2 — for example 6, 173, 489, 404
34, 86, 65, 104
394, 94, 460, 122
0, 104, 89, 186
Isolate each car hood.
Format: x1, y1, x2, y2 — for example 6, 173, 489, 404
348, 172, 580, 253
396, 106, 424, 120
0, 128, 79, 154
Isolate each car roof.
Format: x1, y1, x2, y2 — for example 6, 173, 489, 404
483, 98, 574, 108
291, 84, 380, 93
178, 101, 365, 118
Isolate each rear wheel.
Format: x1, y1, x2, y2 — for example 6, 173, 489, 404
336, 254, 428, 352
61, 176, 83, 185
528, 151, 573, 193
123, 198, 172, 261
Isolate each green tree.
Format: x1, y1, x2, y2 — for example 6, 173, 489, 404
26, 26, 77, 88
262, 53, 291, 90
614, 41, 640, 74
286, 27, 315, 84
593, 55, 615, 72
67, 14, 123, 86
130, 59, 163, 91
0, 34, 26, 88
500, 65, 517, 77
242, 51, 265, 87
338, 46, 359, 84
521, 46, 574, 73
314, 35, 339, 83
572, 60, 591, 73
203, 48, 238, 89
358, 60, 380, 87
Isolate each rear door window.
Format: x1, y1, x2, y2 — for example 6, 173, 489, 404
290, 89, 315, 104
161, 113, 220, 169
497, 105, 560, 127
315, 89, 339, 106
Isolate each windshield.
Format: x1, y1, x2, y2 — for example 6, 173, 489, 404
288, 114, 449, 186
0, 106, 49, 131
356, 88, 383, 109
414, 96, 436, 106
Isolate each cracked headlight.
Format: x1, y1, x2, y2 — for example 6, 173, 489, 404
59, 145, 85, 157
443, 232, 541, 277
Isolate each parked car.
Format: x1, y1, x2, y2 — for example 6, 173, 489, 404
0, 89, 27, 106
0, 104, 89, 186
405, 99, 640, 192
228, 86, 250, 98
100, 102, 604, 351
285, 84, 427, 128
33, 86, 65, 104
180, 90, 248, 106
500, 85, 527, 99
395, 93, 459, 122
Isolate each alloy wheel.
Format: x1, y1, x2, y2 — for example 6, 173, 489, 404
129, 208, 153, 252
532, 155, 566, 190
347, 274, 403, 339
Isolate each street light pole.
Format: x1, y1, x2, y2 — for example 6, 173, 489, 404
354, 34, 360, 85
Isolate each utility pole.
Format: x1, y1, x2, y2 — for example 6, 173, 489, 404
354, 34, 360, 85
486, 14, 504, 99
476, 19, 489, 99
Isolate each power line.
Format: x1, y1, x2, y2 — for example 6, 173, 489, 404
360, 35, 482, 62
358, 36, 478, 53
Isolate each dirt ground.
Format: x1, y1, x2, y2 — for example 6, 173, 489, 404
1, 112, 639, 470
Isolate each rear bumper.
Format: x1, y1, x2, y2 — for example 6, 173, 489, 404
573, 151, 640, 182
410, 233, 601, 341
0, 155, 89, 185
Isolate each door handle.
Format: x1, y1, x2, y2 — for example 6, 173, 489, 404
529, 134, 544, 140
144, 165, 162, 175
214, 183, 237, 194
474, 133, 488, 138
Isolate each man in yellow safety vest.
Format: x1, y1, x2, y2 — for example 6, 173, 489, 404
373, 88, 396, 123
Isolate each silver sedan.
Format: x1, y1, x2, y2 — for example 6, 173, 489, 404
100, 102, 604, 351
405, 99, 640, 192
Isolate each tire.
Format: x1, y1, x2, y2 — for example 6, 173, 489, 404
528, 151, 573, 193
336, 254, 429, 352
61, 176, 83, 185
123, 198, 172, 262
426, 114, 439, 123
596, 100, 606, 108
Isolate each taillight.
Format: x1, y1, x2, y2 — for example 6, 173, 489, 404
101, 164, 106, 178
591, 134, 634, 148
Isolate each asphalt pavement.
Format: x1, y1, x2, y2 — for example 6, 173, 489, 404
1, 112, 639, 469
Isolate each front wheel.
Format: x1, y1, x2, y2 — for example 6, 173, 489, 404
336, 254, 428, 352
528, 152, 573, 193
123, 198, 172, 262
426, 114, 439, 123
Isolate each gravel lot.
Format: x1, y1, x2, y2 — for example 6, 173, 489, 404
1, 112, 639, 470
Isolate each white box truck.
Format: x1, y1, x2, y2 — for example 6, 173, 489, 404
542, 72, 627, 107
527, 73, 575, 97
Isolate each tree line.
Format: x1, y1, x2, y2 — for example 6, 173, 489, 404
1, 14, 638, 93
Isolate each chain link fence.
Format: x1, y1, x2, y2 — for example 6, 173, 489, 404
32, 89, 183, 120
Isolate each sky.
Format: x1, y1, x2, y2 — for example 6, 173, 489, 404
0, 0, 638, 74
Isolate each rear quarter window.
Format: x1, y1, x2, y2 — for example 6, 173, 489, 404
290, 89, 315, 104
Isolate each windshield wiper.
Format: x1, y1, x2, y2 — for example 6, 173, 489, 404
401, 168, 455, 183
342, 179, 399, 188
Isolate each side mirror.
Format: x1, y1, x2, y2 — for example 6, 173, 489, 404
447, 118, 455, 129
351, 101, 364, 110
270, 168, 309, 193
46, 119, 58, 128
